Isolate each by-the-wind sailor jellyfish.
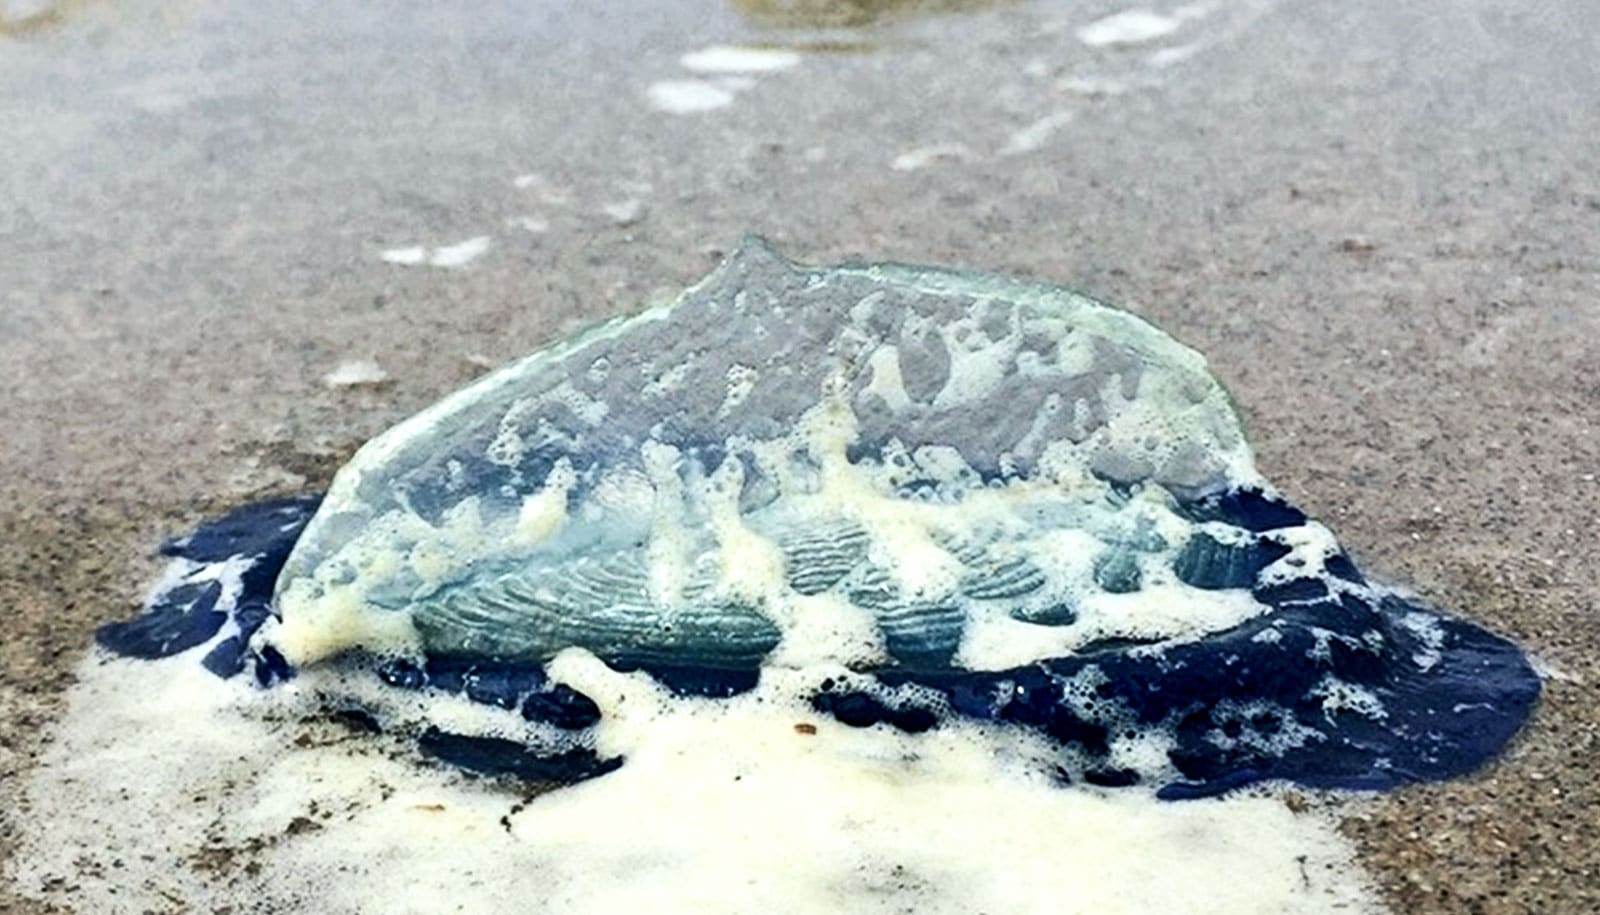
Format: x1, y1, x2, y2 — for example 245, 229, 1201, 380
98, 237, 1540, 798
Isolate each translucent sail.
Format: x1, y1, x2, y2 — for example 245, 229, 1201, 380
268, 237, 1261, 672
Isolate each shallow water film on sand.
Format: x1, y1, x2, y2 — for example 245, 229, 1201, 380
14, 242, 1537, 914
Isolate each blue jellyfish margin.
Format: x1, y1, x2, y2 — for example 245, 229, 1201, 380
96, 488, 1541, 800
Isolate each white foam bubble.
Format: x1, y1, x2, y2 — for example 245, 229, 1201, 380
1149, 42, 1204, 67
1076, 9, 1185, 47
429, 236, 493, 268
380, 245, 427, 265
323, 359, 391, 388
10, 650, 1383, 915
381, 237, 493, 269
647, 80, 736, 114
507, 215, 549, 234
680, 45, 801, 75
890, 143, 972, 171
1000, 111, 1075, 156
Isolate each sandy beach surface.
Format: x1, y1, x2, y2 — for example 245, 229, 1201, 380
2, 0, 1597, 911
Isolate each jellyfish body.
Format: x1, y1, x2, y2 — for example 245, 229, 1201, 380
98, 239, 1540, 797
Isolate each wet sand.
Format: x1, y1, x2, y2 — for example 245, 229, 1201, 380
2, 0, 1597, 911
